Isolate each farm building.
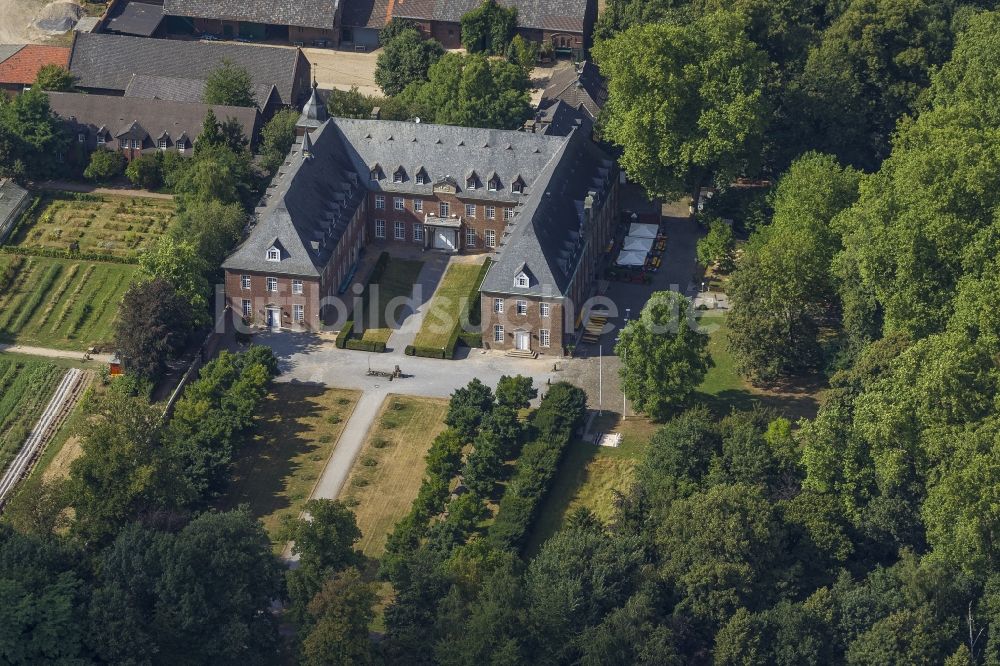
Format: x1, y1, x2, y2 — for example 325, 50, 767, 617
46, 92, 262, 162
0, 44, 71, 97
0, 179, 30, 244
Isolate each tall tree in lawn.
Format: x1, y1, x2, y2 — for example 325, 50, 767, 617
259, 108, 299, 173
203, 60, 257, 107
282, 499, 363, 624
445, 377, 495, 442
461, 0, 518, 55
67, 388, 188, 544
593, 11, 771, 202
375, 28, 445, 96
615, 291, 711, 421
788, 0, 952, 170
0, 526, 90, 663
115, 278, 194, 381
33, 64, 73, 91
695, 218, 736, 272
170, 199, 246, 268
139, 236, 211, 320
727, 152, 860, 381
300, 568, 377, 666
0, 88, 68, 179
400, 53, 532, 130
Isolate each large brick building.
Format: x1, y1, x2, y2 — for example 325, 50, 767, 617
222, 88, 617, 353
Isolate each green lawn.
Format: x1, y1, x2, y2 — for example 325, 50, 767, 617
0, 254, 138, 350
341, 395, 449, 557
527, 414, 658, 554
217, 383, 361, 549
11, 193, 176, 261
412, 260, 488, 350
0, 357, 64, 473
695, 312, 822, 420
359, 258, 424, 345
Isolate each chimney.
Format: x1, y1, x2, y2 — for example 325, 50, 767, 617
370, 106, 381, 120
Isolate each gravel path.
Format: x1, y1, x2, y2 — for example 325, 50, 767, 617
0, 343, 114, 364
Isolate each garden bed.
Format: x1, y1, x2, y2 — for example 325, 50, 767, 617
0, 357, 64, 474
9, 192, 176, 261
338, 253, 423, 351
0, 254, 138, 350
411, 259, 489, 356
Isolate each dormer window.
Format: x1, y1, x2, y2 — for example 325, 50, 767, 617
157, 137, 168, 150
466, 172, 479, 190
370, 165, 384, 181
393, 167, 406, 183
415, 168, 429, 184
515, 271, 530, 288
488, 175, 501, 191
266, 247, 280, 262
96, 134, 106, 145
511, 177, 525, 194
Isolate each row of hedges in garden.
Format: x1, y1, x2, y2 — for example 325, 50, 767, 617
0, 244, 136, 265
336, 252, 390, 351
404, 344, 447, 359
487, 382, 588, 552
405, 259, 492, 360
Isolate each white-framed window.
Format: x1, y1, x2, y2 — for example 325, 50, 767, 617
393, 168, 405, 183
486, 229, 496, 248
241, 274, 251, 290
96, 134, 106, 145
77, 133, 85, 143
488, 176, 501, 191
394, 196, 404, 211
494, 298, 504, 313
515, 274, 529, 288
293, 304, 304, 322
177, 142, 186, 153
465, 228, 476, 247
370, 166, 383, 180
413, 199, 423, 213
266, 248, 280, 261
504, 207, 514, 221
465, 203, 476, 218
242, 299, 252, 317
516, 300, 527, 315
413, 223, 424, 242
134, 139, 142, 149
540, 302, 550, 318
466, 175, 478, 190
375, 219, 386, 238
486, 205, 495, 219
394, 221, 405, 240
292, 279, 303, 295
539, 328, 550, 347
512, 179, 524, 194
266, 277, 278, 292
416, 169, 429, 185
157, 138, 168, 150
439, 201, 450, 217
375, 194, 385, 210
494, 324, 504, 343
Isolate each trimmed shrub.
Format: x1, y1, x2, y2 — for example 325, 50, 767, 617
345, 338, 386, 353
335, 320, 354, 349
83, 149, 126, 183
487, 382, 587, 552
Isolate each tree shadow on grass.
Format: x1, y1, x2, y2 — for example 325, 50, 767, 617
217, 381, 330, 528
523, 438, 601, 556
696, 384, 822, 421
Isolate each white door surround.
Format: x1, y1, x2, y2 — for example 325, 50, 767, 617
266, 306, 281, 330
514, 330, 530, 351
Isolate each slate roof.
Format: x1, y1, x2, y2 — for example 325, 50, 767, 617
0, 45, 71, 85
124, 73, 277, 109
0, 45, 25, 65
68, 33, 306, 105
330, 117, 566, 202
537, 99, 590, 137
163, 0, 339, 30
343, 0, 589, 34
297, 84, 328, 131
223, 123, 366, 276
105, 1, 165, 36
481, 128, 615, 297
224, 117, 614, 297
541, 61, 606, 120
0, 179, 30, 232
46, 91, 261, 146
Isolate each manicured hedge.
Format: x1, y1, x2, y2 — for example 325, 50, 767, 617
458, 331, 483, 348
345, 338, 386, 352
337, 251, 391, 351
487, 382, 588, 552
0, 244, 136, 265
405, 344, 447, 359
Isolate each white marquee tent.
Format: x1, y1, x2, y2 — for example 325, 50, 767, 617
628, 222, 659, 239
622, 235, 654, 253
616, 249, 647, 266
